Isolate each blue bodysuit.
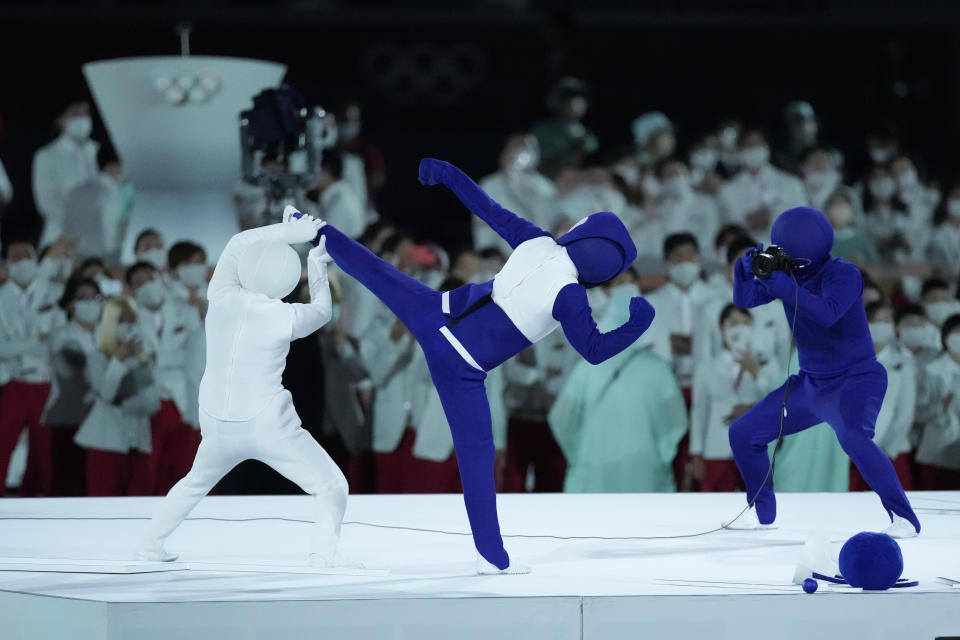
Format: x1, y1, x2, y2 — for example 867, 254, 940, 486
316, 158, 655, 568
730, 206, 920, 531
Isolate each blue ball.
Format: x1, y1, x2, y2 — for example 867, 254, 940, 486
802, 578, 818, 593
838, 532, 903, 590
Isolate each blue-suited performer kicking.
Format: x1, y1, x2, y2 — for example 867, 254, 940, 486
729, 206, 921, 538
288, 158, 654, 573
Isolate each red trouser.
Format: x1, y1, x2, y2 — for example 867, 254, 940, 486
850, 453, 913, 492
915, 463, 960, 491
0, 381, 52, 496
375, 428, 416, 493
406, 451, 461, 494
501, 416, 567, 493
672, 386, 693, 492
48, 426, 86, 496
700, 459, 743, 492
85, 449, 153, 496
150, 400, 199, 495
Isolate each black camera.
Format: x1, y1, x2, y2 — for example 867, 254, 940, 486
751, 245, 794, 279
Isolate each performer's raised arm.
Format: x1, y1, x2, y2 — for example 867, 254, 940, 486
732, 245, 775, 309
758, 261, 861, 327
551, 283, 655, 365
290, 236, 335, 339
207, 218, 321, 302
418, 158, 549, 249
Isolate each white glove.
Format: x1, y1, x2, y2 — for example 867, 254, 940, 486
308, 235, 334, 264
287, 214, 324, 243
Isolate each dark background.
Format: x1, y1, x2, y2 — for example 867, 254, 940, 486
2, 0, 959, 250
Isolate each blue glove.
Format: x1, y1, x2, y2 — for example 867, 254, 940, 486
735, 243, 763, 281
758, 270, 795, 300
418, 158, 451, 186
628, 296, 656, 332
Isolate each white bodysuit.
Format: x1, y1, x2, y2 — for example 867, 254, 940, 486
140, 222, 348, 562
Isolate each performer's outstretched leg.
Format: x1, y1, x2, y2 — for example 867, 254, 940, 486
138, 434, 241, 558
818, 362, 921, 532
425, 347, 508, 569
257, 421, 349, 562
729, 374, 820, 524
320, 225, 440, 338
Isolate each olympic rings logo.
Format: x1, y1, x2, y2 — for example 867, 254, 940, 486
360, 42, 488, 107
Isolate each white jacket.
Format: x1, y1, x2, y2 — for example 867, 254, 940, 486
718, 165, 808, 241
652, 190, 720, 264
690, 348, 783, 459
644, 279, 715, 386
873, 343, 916, 459
317, 180, 365, 239
0, 261, 66, 385
476, 171, 556, 252
198, 224, 332, 421
915, 352, 960, 469
32, 135, 99, 247
74, 351, 158, 454
361, 323, 419, 454
138, 297, 205, 427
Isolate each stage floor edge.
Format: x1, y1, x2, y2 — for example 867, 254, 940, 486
0, 492, 958, 640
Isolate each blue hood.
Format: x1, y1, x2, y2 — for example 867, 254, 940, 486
770, 206, 834, 277
557, 212, 638, 286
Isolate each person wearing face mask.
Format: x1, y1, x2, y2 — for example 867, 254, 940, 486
895, 303, 941, 370
126, 262, 205, 495
845, 301, 915, 493
309, 157, 654, 573
861, 165, 912, 263
687, 136, 723, 197
335, 100, 386, 209
32, 102, 100, 248
0, 236, 73, 496
728, 206, 920, 537
694, 235, 792, 371
42, 277, 103, 496
302, 150, 365, 240
929, 185, 960, 277
824, 192, 878, 265
132, 228, 167, 272
138, 214, 351, 568
889, 156, 940, 262
799, 148, 850, 212
477, 134, 557, 254
690, 304, 783, 492
632, 111, 676, 169
913, 314, 960, 490
74, 296, 157, 496
532, 77, 598, 179
921, 277, 960, 329
774, 101, 821, 174
74, 256, 124, 298
166, 241, 210, 319
644, 233, 713, 490
549, 269, 686, 493
718, 130, 808, 240
653, 160, 720, 264
61, 151, 128, 264
645, 233, 713, 391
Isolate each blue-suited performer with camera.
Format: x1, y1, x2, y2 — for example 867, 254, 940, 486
729, 206, 920, 537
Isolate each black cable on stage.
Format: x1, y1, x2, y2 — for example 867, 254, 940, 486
0, 270, 802, 543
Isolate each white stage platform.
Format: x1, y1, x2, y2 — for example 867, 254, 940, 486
0, 492, 958, 639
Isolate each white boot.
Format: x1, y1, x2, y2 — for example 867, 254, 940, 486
883, 514, 919, 539
722, 508, 778, 531
476, 554, 531, 575
135, 547, 178, 562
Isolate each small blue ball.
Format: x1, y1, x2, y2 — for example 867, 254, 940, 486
802, 578, 818, 593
